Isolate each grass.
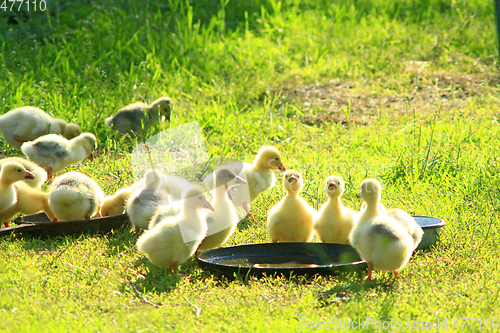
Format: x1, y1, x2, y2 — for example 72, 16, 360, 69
1, 0, 500, 331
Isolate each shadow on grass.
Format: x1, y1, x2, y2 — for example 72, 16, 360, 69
112, 259, 182, 309
236, 216, 255, 231
105, 225, 141, 256
193, 260, 368, 291
316, 272, 398, 308
120, 251, 201, 295
6, 233, 106, 271
127, 257, 184, 293
3, 0, 271, 41
14, 234, 81, 252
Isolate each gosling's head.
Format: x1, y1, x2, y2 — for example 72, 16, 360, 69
360, 178, 382, 206
324, 175, 345, 198
150, 96, 173, 120
283, 169, 302, 194
100, 196, 124, 217
144, 169, 162, 190
253, 146, 286, 171
184, 188, 214, 211
0, 161, 35, 183
72, 133, 97, 161
214, 167, 247, 188
62, 123, 82, 140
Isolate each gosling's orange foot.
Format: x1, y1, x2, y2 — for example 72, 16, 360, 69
365, 262, 373, 282
242, 202, 256, 223
170, 262, 179, 275
248, 212, 257, 223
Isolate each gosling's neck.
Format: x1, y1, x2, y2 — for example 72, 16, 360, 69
253, 162, 269, 172
69, 139, 87, 162
285, 187, 301, 199
147, 103, 161, 123
361, 198, 380, 219
213, 183, 229, 201
0, 180, 13, 191
326, 195, 342, 211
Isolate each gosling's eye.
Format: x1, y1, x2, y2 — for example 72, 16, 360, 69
275, 158, 279, 161
17, 169, 22, 173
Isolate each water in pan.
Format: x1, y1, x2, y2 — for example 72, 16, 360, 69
215, 254, 361, 268
254, 262, 325, 268
216, 258, 327, 268
216, 258, 252, 267
414, 216, 444, 228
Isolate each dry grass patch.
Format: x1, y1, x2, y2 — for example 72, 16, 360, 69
271, 70, 499, 127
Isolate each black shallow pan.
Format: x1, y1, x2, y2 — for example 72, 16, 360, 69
0, 212, 130, 239
197, 216, 446, 278
197, 242, 367, 278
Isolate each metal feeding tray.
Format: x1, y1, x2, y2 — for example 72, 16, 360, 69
0, 212, 130, 239
197, 242, 366, 278
197, 216, 445, 278
414, 216, 446, 250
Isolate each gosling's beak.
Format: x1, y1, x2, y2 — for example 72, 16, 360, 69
235, 176, 247, 184
278, 163, 286, 172
24, 170, 36, 180
328, 182, 337, 191
204, 200, 215, 211
88, 153, 94, 162
288, 174, 298, 183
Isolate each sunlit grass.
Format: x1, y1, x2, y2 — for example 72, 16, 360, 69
1, 0, 499, 331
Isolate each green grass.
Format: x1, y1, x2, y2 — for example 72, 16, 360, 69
1, 0, 500, 331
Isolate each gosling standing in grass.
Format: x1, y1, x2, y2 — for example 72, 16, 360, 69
136, 188, 213, 275
349, 179, 414, 281
198, 168, 247, 251
267, 170, 316, 242
209, 146, 286, 223
105, 97, 173, 136
126, 169, 171, 230
0, 106, 81, 149
48, 172, 105, 221
21, 133, 97, 178
313, 176, 357, 244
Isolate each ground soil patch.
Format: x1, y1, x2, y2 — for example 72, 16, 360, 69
273, 70, 499, 127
